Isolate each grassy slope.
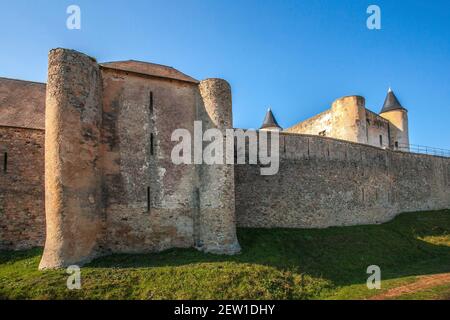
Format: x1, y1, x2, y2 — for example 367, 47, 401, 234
0, 209, 449, 300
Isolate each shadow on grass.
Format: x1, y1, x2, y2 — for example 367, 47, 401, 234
86, 209, 450, 287
2, 210, 449, 289
0, 247, 42, 265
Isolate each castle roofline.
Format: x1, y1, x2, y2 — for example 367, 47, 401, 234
336, 95, 365, 100
0, 76, 46, 86
380, 88, 407, 113
0, 77, 46, 130
261, 108, 282, 129
100, 60, 199, 84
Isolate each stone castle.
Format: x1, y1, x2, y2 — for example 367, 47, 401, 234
1, 49, 449, 269
285, 90, 409, 151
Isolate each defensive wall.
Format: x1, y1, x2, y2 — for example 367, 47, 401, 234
235, 132, 450, 228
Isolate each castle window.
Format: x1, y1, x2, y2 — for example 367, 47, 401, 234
395, 141, 399, 149
195, 187, 200, 207
147, 186, 151, 212
149, 91, 154, 114
319, 130, 326, 137
3, 152, 7, 173
379, 135, 383, 146
150, 133, 154, 155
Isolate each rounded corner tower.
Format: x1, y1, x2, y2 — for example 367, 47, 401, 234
39, 48, 104, 269
197, 78, 241, 255
331, 95, 368, 144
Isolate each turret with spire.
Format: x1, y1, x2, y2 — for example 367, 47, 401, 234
380, 87, 407, 113
260, 107, 282, 131
380, 87, 409, 150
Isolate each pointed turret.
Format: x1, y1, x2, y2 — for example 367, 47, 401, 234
380, 88, 407, 113
260, 108, 282, 131
379, 88, 409, 150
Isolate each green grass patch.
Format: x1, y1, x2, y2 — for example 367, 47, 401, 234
0, 209, 449, 300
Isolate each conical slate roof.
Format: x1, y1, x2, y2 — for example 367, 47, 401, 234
261, 108, 281, 129
380, 88, 407, 113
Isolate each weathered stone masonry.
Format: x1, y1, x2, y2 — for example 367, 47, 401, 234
236, 133, 450, 228
286, 94, 409, 151
0, 127, 45, 249
0, 77, 46, 250
40, 49, 105, 268
38, 49, 239, 269
0, 48, 449, 269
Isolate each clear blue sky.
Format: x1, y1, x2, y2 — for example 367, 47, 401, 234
1, 0, 449, 148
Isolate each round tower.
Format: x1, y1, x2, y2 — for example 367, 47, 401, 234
197, 78, 241, 255
379, 88, 409, 150
39, 49, 104, 269
330, 95, 367, 144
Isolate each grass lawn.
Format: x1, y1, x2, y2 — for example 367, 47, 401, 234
0, 209, 449, 300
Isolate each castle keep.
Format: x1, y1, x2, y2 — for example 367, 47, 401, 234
1, 48, 449, 269
284, 91, 409, 151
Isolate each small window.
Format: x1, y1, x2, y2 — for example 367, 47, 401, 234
319, 130, 326, 137
395, 141, 399, 148
149, 91, 154, 114
195, 187, 200, 206
150, 133, 154, 155
3, 152, 7, 173
147, 186, 151, 212
379, 135, 383, 146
